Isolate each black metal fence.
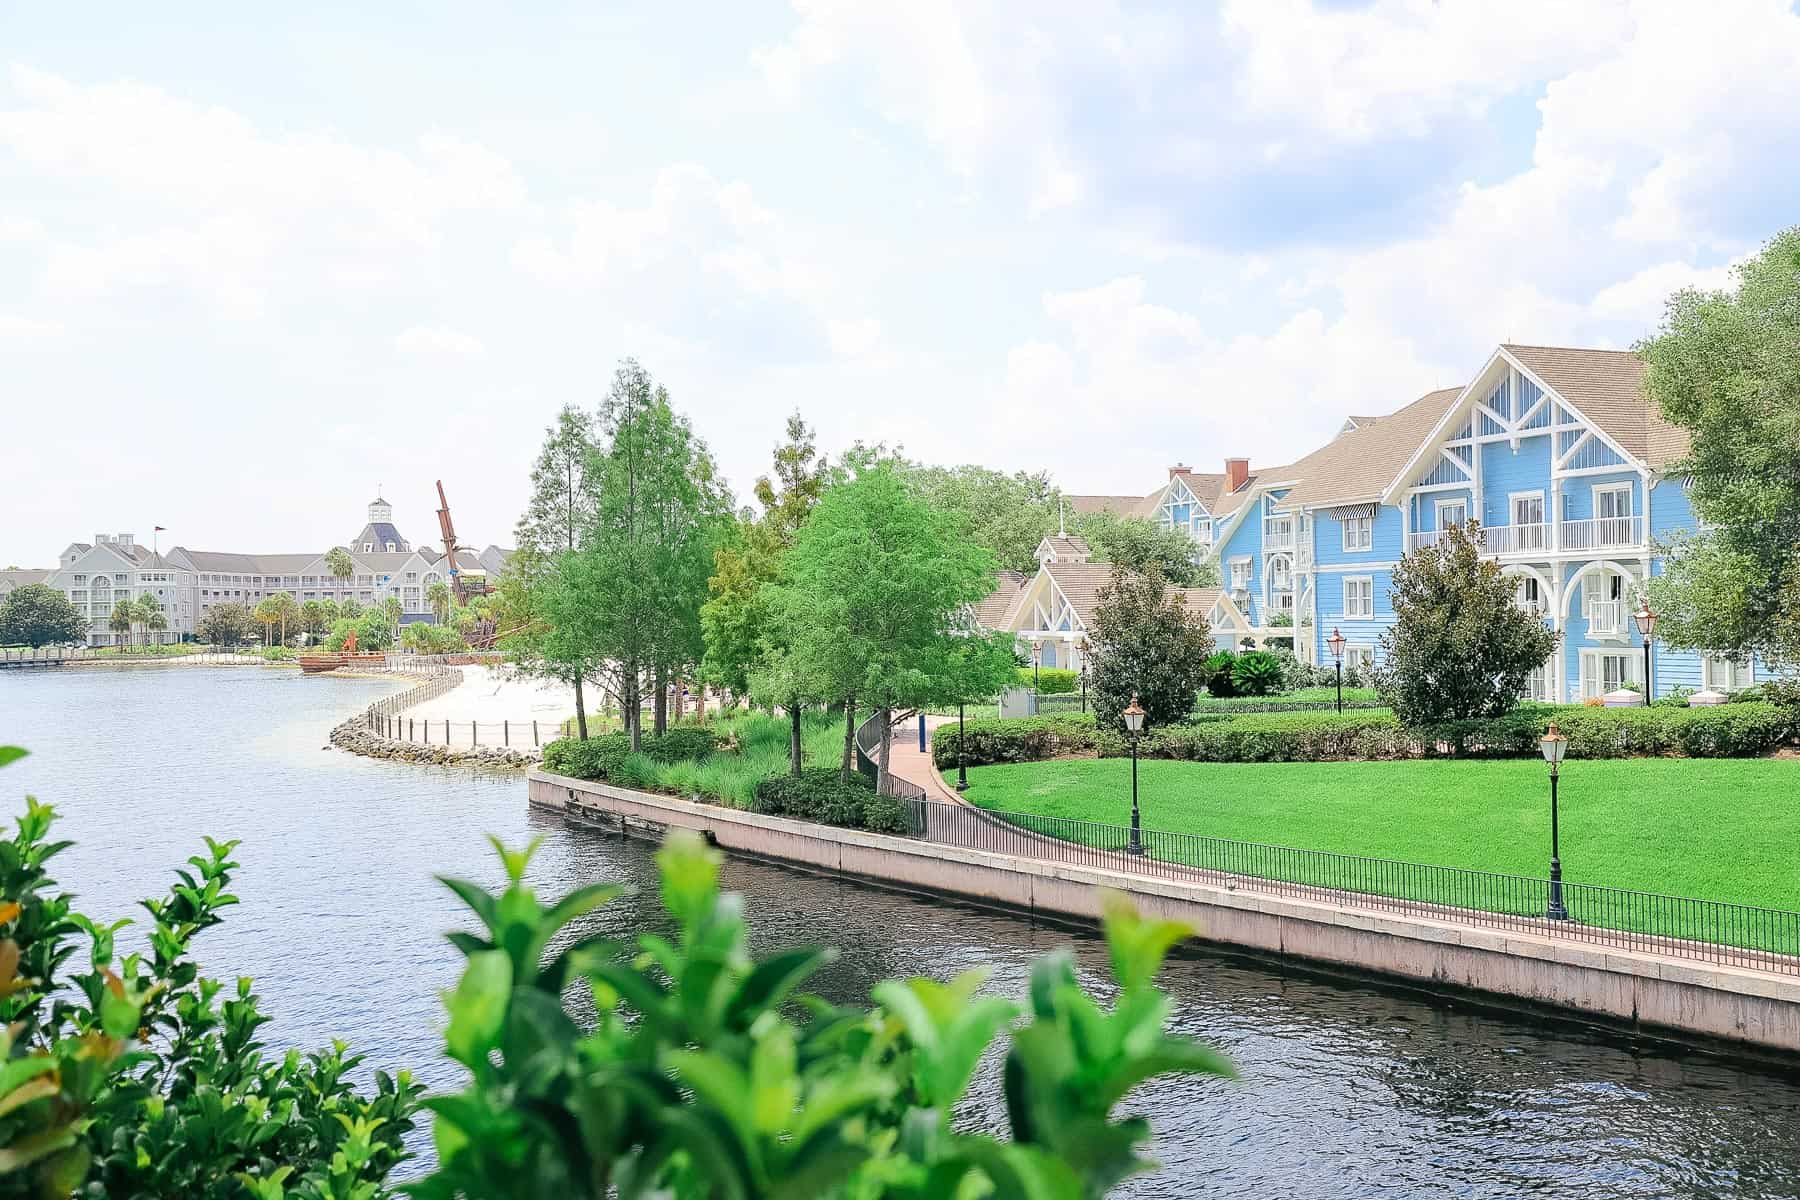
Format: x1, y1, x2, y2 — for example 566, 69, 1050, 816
853, 711, 929, 801
905, 798, 1800, 975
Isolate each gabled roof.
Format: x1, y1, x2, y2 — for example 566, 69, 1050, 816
1210, 464, 1298, 519
972, 570, 1032, 629
0, 569, 51, 589
351, 522, 410, 549
1062, 492, 1159, 518
1037, 535, 1091, 562
1501, 344, 1690, 467
1042, 561, 1220, 629
1167, 470, 1229, 511
1280, 386, 1463, 510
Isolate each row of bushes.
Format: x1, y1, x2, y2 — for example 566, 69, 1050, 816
1019, 666, 1080, 694
750, 768, 912, 833
540, 726, 721, 780
937, 702, 1798, 766
1096, 703, 1799, 762
931, 714, 1100, 769
1190, 686, 1385, 714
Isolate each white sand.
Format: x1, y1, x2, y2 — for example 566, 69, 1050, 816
406, 665, 578, 726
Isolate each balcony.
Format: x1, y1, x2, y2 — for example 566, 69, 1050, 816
1560, 515, 1645, 552
1482, 523, 1548, 555
1263, 530, 1296, 552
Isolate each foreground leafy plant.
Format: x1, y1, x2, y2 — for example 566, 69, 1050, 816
0, 745, 421, 1200
418, 829, 1231, 1199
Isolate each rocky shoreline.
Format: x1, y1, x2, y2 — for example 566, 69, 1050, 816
326, 666, 543, 770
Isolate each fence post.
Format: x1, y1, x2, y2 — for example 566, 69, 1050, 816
409, 717, 414, 742
533, 720, 539, 746
504, 720, 509, 746
472, 720, 478, 746
445, 720, 450, 745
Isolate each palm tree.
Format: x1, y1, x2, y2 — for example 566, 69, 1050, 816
108, 600, 134, 649
325, 547, 355, 607
252, 597, 279, 646
425, 580, 451, 624
269, 591, 298, 646
382, 595, 403, 642
132, 594, 163, 647
147, 608, 168, 645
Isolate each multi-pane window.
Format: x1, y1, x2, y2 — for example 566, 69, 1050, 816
1342, 515, 1373, 552
1229, 560, 1252, 590
1344, 577, 1374, 619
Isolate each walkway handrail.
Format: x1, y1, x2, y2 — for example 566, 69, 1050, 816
853, 709, 928, 800
906, 798, 1800, 975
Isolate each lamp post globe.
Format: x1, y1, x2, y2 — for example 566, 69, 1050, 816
1122, 695, 1147, 856
1633, 603, 1657, 705
1326, 627, 1346, 714
1540, 720, 1570, 921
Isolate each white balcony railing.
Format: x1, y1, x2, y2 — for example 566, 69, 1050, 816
1587, 599, 1624, 636
1263, 531, 1296, 552
1482, 523, 1549, 554
1405, 529, 1447, 552
1560, 515, 1644, 552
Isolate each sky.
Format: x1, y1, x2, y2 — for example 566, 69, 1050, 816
3, 0, 1797, 567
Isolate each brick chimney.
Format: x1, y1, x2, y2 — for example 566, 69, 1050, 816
1168, 462, 1188, 480
1225, 458, 1249, 492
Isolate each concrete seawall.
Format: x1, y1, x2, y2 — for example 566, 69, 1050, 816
530, 769, 1800, 1056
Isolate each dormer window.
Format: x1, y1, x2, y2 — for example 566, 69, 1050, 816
363, 543, 373, 553
385, 542, 395, 552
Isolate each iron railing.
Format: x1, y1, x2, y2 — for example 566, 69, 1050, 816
904, 798, 1800, 974
853, 710, 929, 801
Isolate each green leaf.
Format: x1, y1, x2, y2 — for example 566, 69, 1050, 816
444, 949, 512, 1069
1100, 891, 1193, 993
727, 947, 836, 1029
0, 746, 26, 769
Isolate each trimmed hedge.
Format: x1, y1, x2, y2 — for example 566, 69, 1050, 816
751, 768, 911, 834
541, 727, 721, 781
1088, 702, 1798, 763
1019, 666, 1079, 695
1190, 688, 1385, 714
931, 714, 1100, 769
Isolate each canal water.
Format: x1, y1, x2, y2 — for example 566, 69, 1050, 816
4, 665, 1799, 1198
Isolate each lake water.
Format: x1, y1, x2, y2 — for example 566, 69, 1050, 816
4, 664, 1799, 1198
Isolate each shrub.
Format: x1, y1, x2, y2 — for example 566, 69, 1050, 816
1190, 687, 1385, 714
1230, 650, 1284, 696
1083, 702, 1796, 763
750, 767, 911, 833
0, 747, 420, 1197
541, 727, 720, 780
424, 832, 1231, 1197
1089, 563, 1215, 727
1019, 666, 1079, 694
1201, 651, 1239, 697
931, 714, 1099, 768
1759, 678, 1800, 707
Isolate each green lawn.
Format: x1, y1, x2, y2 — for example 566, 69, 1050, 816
961, 757, 1800, 914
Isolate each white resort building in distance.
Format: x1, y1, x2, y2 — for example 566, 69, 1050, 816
22, 497, 512, 646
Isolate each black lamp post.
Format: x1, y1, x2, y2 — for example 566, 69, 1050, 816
1326, 626, 1346, 714
1122, 695, 1146, 855
1078, 637, 1090, 713
1541, 720, 1569, 920
1633, 603, 1657, 705
1031, 638, 1042, 693
955, 702, 968, 792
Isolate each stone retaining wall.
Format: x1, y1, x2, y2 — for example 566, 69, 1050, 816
531, 769, 1800, 1057
327, 667, 540, 769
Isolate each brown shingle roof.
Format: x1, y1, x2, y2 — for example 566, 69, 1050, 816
972, 571, 1031, 629
1063, 492, 1159, 518
1281, 386, 1464, 510
1043, 561, 1219, 628
1502, 344, 1690, 467
1038, 535, 1090, 561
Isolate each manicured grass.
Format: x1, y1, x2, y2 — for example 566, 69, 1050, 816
961, 757, 1800, 913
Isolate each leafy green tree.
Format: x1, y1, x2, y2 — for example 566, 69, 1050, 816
1641, 227, 1800, 666
341, 596, 363, 620
417, 830, 1229, 1200
251, 598, 279, 646
268, 591, 299, 646
382, 595, 403, 642
0, 747, 421, 1198
0, 584, 86, 648
770, 465, 1005, 790
1070, 510, 1217, 588
109, 599, 135, 648
753, 410, 831, 541
1088, 564, 1215, 728
903, 463, 1060, 574
1376, 521, 1559, 722
197, 602, 255, 648
574, 361, 731, 748
512, 404, 602, 737
130, 594, 164, 648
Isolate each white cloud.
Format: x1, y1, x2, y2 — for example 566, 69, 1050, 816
1220, 0, 1631, 141
395, 325, 486, 358
826, 317, 881, 356
0, 314, 63, 343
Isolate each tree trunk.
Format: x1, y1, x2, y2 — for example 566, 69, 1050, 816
653, 666, 668, 735
875, 706, 892, 795
673, 676, 685, 722
840, 697, 856, 784
789, 699, 803, 777
573, 674, 589, 740
626, 662, 643, 752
